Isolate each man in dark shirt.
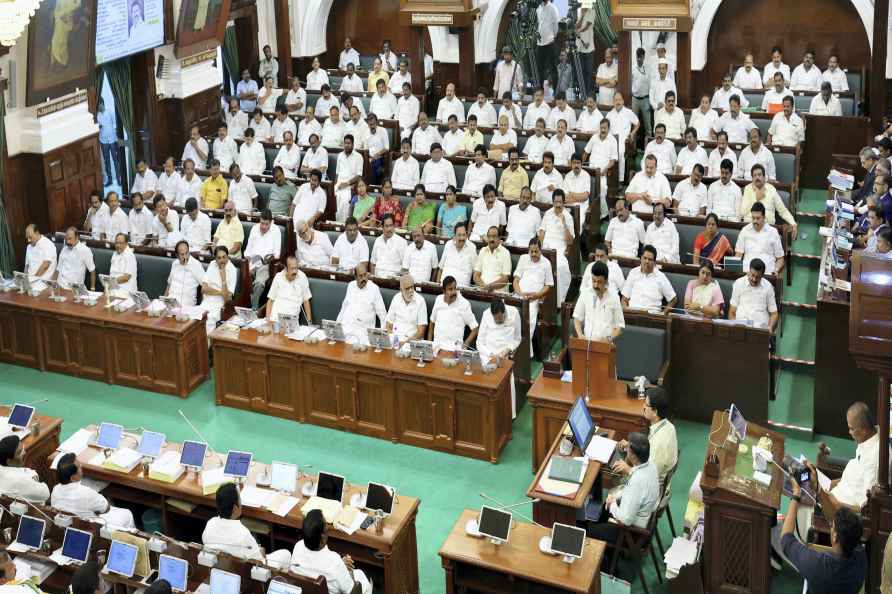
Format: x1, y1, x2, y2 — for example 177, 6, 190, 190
781, 472, 867, 594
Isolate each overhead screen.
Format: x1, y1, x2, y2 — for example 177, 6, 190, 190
95, 0, 164, 65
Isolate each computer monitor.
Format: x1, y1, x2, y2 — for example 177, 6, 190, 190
61, 527, 93, 563
568, 397, 594, 451
729, 404, 747, 441
223, 451, 253, 479
138, 431, 165, 458
210, 568, 241, 594
8, 404, 34, 429
179, 441, 208, 469
267, 579, 303, 594
15, 515, 45, 550
270, 461, 298, 493
549, 523, 586, 559
158, 555, 189, 592
365, 482, 395, 516
316, 472, 345, 503
106, 540, 138, 577
477, 506, 511, 543
96, 422, 124, 450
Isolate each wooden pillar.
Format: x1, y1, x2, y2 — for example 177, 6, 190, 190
872, 0, 888, 131
617, 32, 631, 104
879, 376, 890, 492
274, 0, 293, 83
676, 31, 691, 107
457, 26, 476, 97
409, 27, 425, 96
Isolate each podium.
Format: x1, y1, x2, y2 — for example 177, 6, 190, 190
569, 337, 619, 400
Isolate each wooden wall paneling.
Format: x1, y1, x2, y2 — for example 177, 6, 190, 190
230, 4, 260, 79
696, 0, 870, 104
161, 85, 222, 161
4, 153, 49, 268
43, 136, 102, 234
872, 0, 889, 130
324, 0, 413, 65
273, 0, 292, 85
801, 115, 872, 188
131, 50, 162, 165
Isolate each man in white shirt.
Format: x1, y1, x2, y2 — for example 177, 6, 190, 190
83, 191, 108, 239
523, 88, 551, 130
524, 119, 550, 164
103, 192, 129, 240
271, 107, 297, 144
654, 91, 686, 140
0, 435, 49, 503
338, 263, 387, 343
649, 60, 676, 111
729, 257, 778, 331
644, 203, 680, 263
338, 37, 360, 70
564, 154, 592, 230
385, 274, 428, 342
300, 134, 329, 177
291, 509, 372, 594
379, 40, 398, 71
388, 60, 412, 95
436, 83, 466, 123
109, 232, 137, 295
285, 78, 307, 116
441, 116, 464, 157
401, 227, 438, 282
530, 152, 564, 203
412, 112, 442, 156
504, 186, 541, 246
576, 94, 603, 133
470, 185, 508, 241
181, 125, 209, 170
273, 131, 302, 178
822, 54, 849, 92
581, 242, 625, 297
548, 92, 576, 130
733, 54, 762, 89
582, 118, 619, 217
334, 134, 364, 221
155, 157, 181, 199
596, 48, 618, 106
243, 210, 281, 308
331, 217, 370, 271
463, 145, 497, 197
204, 483, 290, 566
468, 89, 501, 128
493, 46, 524, 101
366, 113, 390, 183
128, 192, 154, 241
631, 48, 652, 137
574, 261, 625, 341
513, 238, 553, 341
675, 127, 708, 175
296, 220, 334, 267
315, 85, 340, 118
180, 197, 212, 251
438, 222, 477, 286
644, 124, 676, 175
476, 298, 522, 362
536, 0, 560, 87
131, 160, 158, 200
716, 96, 757, 144
55, 227, 96, 289
707, 160, 743, 220
546, 120, 575, 166
420, 143, 457, 193
291, 170, 327, 229
396, 83, 420, 139
810, 82, 843, 116
152, 195, 180, 246
370, 78, 398, 121
490, 115, 518, 161
768, 96, 805, 147
259, 45, 279, 84
429, 275, 479, 351
237, 129, 266, 177
627, 154, 671, 214
538, 190, 574, 303
213, 124, 239, 168
23, 223, 56, 283
266, 254, 313, 324
248, 108, 272, 143
790, 50, 823, 91
52, 453, 135, 528
370, 214, 408, 277
738, 128, 776, 181
201, 245, 238, 330
708, 131, 738, 177
165, 240, 204, 307
735, 202, 785, 274
673, 164, 708, 217
605, 198, 645, 258
391, 139, 421, 190
763, 46, 791, 88
689, 95, 719, 141
338, 63, 364, 95
228, 164, 258, 212
621, 245, 677, 312
298, 106, 322, 146
762, 72, 794, 112
321, 106, 347, 150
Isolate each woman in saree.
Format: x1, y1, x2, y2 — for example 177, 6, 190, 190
692, 213, 732, 265
684, 260, 724, 318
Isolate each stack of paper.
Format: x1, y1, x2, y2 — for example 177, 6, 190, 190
266, 493, 299, 517
103, 448, 142, 473
148, 451, 184, 483
14, 556, 54, 583
585, 435, 618, 463
334, 507, 367, 535
59, 429, 93, 455
240, 485, 274, 508
664, 537, 699, 578
286, 326, 322, 342
301, 496, 343, 523
200, 467, 228, 495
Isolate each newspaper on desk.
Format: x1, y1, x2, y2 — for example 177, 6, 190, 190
286, 325, 323, 342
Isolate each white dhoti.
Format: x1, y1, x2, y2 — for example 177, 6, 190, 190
556, 254, 571, 305
599, 174, 609, 219
336, 188, 352, 222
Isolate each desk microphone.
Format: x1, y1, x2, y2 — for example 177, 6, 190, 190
478, 493, 543, 528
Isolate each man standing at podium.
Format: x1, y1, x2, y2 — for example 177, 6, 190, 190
572, 261, 625, 341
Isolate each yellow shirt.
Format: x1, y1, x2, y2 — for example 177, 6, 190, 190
460, 130, 485, 154
368, 70, 390, 93
498, 167, 530, 199
213, 217, 245, 256
739, 183, 795, 226
201, 176, 228, 209
473, 244, 512, 286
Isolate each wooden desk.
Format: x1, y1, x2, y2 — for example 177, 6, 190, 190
527, 374, 647, 472
0, 407, 62, 485
211, 327, 514, 463
0, 291, 208, 398
700, 410, 785, 594
58, 428, 420, 594
526, 423, 613, 528
439, 509, 604, 594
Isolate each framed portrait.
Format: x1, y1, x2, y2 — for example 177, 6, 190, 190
26, 0, 97, 106
174, 0, 231, 58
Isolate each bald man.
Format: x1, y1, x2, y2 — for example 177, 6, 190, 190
213, 200, 244, 258
385, 275, 427, 343
337, 263, 387, 345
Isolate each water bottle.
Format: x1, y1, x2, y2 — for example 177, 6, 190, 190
391, 332, 400, 350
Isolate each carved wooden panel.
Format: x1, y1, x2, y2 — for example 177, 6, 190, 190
78, 324, 109, 382
355, 371, 391, 439
395, 379, 434, 447
304, 362, 340, 428
453, 389, 486, 458
216, 346, 251, 407
267, 355, 299, 417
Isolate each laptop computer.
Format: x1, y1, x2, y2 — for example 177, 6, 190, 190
106, 540, 139, 578
179, 441, 208, 470
210, 568, 241, 594
13, 515, 45, 552
365, 482, 396, 516
270, 461, 298, 493
137, 431, 165, 459
7, 404, 35, 430
60, 527, 93, 564
157, 555, 189, 592
316, 472, 345, 503
549, 523, 586, 559
568, 396, 595, 451
223, 450, 253, 479
478, 506, 512, 544
95, 422, 124, 450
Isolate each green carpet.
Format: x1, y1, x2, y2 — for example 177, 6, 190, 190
0, 362, 855, 594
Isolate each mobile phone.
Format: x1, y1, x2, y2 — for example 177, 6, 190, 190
797, 468, 811, 486
361, 516, 375, 530
143, 570, 159, 585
